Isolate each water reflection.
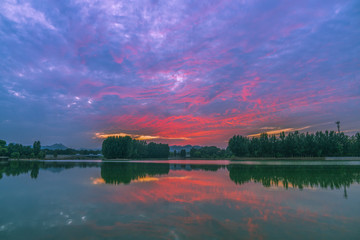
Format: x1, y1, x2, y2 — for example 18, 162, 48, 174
1, 161, 360, 193
1, 161, 360, 239
170, 164, 225, 171
228, 164, 360, 198
101, 162, 169, 184
0, 161, 100, 180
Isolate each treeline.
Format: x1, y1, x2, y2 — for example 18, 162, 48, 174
102, 136, 169, 159
0, 140, 45, 159
228, 131, 360, 157
189, 146, 228, 159
44, 148, 101, 156
0, 139, 101, 159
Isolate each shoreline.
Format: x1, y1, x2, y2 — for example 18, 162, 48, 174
5, 156, 360, 162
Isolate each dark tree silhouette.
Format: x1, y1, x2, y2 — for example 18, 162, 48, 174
33, 141, 41, 157
102, 136, 169, 159
189, 146, 226, 159
180, 149, 186, 158
228, 130, 360, 158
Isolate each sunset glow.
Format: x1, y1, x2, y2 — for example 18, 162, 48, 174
94, 132, 189, 141
1, 0, 359, 148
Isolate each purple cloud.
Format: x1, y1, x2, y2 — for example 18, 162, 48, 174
0, 0, 359, 148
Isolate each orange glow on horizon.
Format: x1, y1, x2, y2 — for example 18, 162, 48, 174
247, 125, 312, 137
94, 132, 190, 141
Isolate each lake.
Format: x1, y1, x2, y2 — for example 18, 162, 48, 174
1, 160, 360, 239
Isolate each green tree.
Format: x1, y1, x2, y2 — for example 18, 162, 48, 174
11, 152, 20, 159
228, 135, 249, 157
33, 141, 41, 157
180, 149, 186, 158
0, 140, 8, 156
102, 136, 169, 159
228, 130, 360, 158
38, 151, 45, 159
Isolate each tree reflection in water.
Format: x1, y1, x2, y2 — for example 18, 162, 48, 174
1, 161, 360, 197
228, 164, 360, 198
100, 162, 170, 184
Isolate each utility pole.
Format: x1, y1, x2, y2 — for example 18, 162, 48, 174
344, 185, 347, 199
335, 121, 340, 133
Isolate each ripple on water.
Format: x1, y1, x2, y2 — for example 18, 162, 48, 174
66, 219, 73, 225
0, 222, 14, 232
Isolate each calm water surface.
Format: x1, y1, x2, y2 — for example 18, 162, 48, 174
0, 160, 359, 239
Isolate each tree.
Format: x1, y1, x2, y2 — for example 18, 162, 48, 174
38, 151, 46, 159
190, 148, 200, 158
0, 140, 7, 156
102, 136, 169, 159
228, 135, 249, 157
33, 141, 41, 157
11, 152, 20, 159
180, 149, 186, 158
228, 130, 360, 158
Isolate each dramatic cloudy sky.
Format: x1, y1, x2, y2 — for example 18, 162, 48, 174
0, 0, 359, 148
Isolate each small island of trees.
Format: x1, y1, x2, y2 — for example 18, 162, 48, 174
102, 136, 169, 159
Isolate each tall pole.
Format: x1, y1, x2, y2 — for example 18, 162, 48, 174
335, 121, 340, 133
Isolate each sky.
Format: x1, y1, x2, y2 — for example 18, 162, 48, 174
0, 0, 359, 149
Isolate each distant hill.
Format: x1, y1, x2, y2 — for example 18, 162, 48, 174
170, 145, 202, 153
41, 143, 68, 150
